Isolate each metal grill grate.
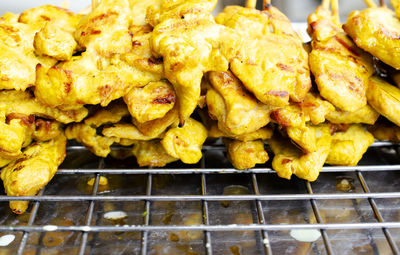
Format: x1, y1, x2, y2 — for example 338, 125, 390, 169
0, 142, 399, 255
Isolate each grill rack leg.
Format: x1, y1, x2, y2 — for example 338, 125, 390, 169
306, 181, 334, 255
251, 174, 272, 255
16, 188, 44, 255
356, 171, 400, 255
140, 173, 152, 255
78, 158, 103, 255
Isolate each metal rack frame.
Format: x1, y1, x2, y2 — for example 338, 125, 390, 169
0, 143, 399, 255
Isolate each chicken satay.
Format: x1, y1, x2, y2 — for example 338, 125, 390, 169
65, 122, 118, 158
84, 101, 130, 127
132, 140, 178, 167
124, 81, 176, 123
326, 124, 374, 166
344, 0, 400, 69
326, 104, 380, 125
224, 139, 269, 170
133, 106, 179, 137
0, 90, 88, 124
269, 124, 331, 182
367, 76, 400, 126
0, 13, 56, 91
161, 118, 207, 164
1, 134, 66, 214
149, 0, 237, 124
102, 124, 164, 141
206, 71, 271, 136
216, 5, 312, 107
368, 121, 400, 142
308, 0, 374, 112
208, 121, 273, 142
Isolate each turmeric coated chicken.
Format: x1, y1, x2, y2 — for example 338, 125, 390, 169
269, 124, 331, 182
326, 124, 374, 166
206, 71, 271, 135
326, 104, 380, 125
0, 90, 88, 124
1, 134, 66, 214
161, 118, 207, 164
224, 139, 269, 170
369, 121, 400, 142
367, 76, 400, 126
149, 0, 235, 124
216, 5, 312, 107
344, 1, 400, 69
123, 81, 176, 123
308, 0, 374, 112
132, 140, 178, 167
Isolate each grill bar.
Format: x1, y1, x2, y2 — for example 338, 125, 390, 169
201, 173, 213, 255
78, 159, 102, 255
56, 165, 400, 174
140, 173, 152, 255
16, 188, 44, 255
356, 171, 400, 255
251, 174, 272, 255
3, 192, 400, 201
3, 222, 400, 232
306, 182, 334, 255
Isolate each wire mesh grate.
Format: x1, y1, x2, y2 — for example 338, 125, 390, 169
0, 143, 399, 254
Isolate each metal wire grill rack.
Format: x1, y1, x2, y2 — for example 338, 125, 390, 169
0, 142, 399, 255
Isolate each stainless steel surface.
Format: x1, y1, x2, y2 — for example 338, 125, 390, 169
0, 142, 399, 255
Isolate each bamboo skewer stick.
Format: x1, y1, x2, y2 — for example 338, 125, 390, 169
245, 0, 257, 9
322, 0, 330, 9
364, 0, 378, 8
92, 0, 99, 11
331, 0, 340, 25
379, 0, 386, 7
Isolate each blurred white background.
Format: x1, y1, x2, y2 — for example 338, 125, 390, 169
0, 0, 390, 22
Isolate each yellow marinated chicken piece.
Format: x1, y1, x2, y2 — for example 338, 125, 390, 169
308, 1, 373, 112
19, 5, 81, 32
36, 23, 163, 111
298, 92, 335, 125
161, 118, 207, 164
84, 101, 130, 127
34, 22, 78, 61
326, 104, 380, 125
344, 5, 400, 69
133, 106, 179, 137
149, 0, 235, 124
35, 52, 148, 110
368, 121, 400, 142
19, 5, 82, 61
0, 118, 32, 159
208, 121, 273, 142
124, 81, 176, 123
367, 76, 400, 126
326, 124, 374, 166
65, 123, 118, 158
206, 71, 271, 135
224, 139, 269, 170
0, 13, 56, 91
132, 140, 178, 167
286, 124, 318, 153
102, 124, 164, 141
32, 119, 62, 142
0, 157, 12, 168
269, 125, 331, 182
130, 0, 161, 26
75, 0, 132, 56
0, 90, 88, 124
1, 134, 66, 214
216, 5, 311, 106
